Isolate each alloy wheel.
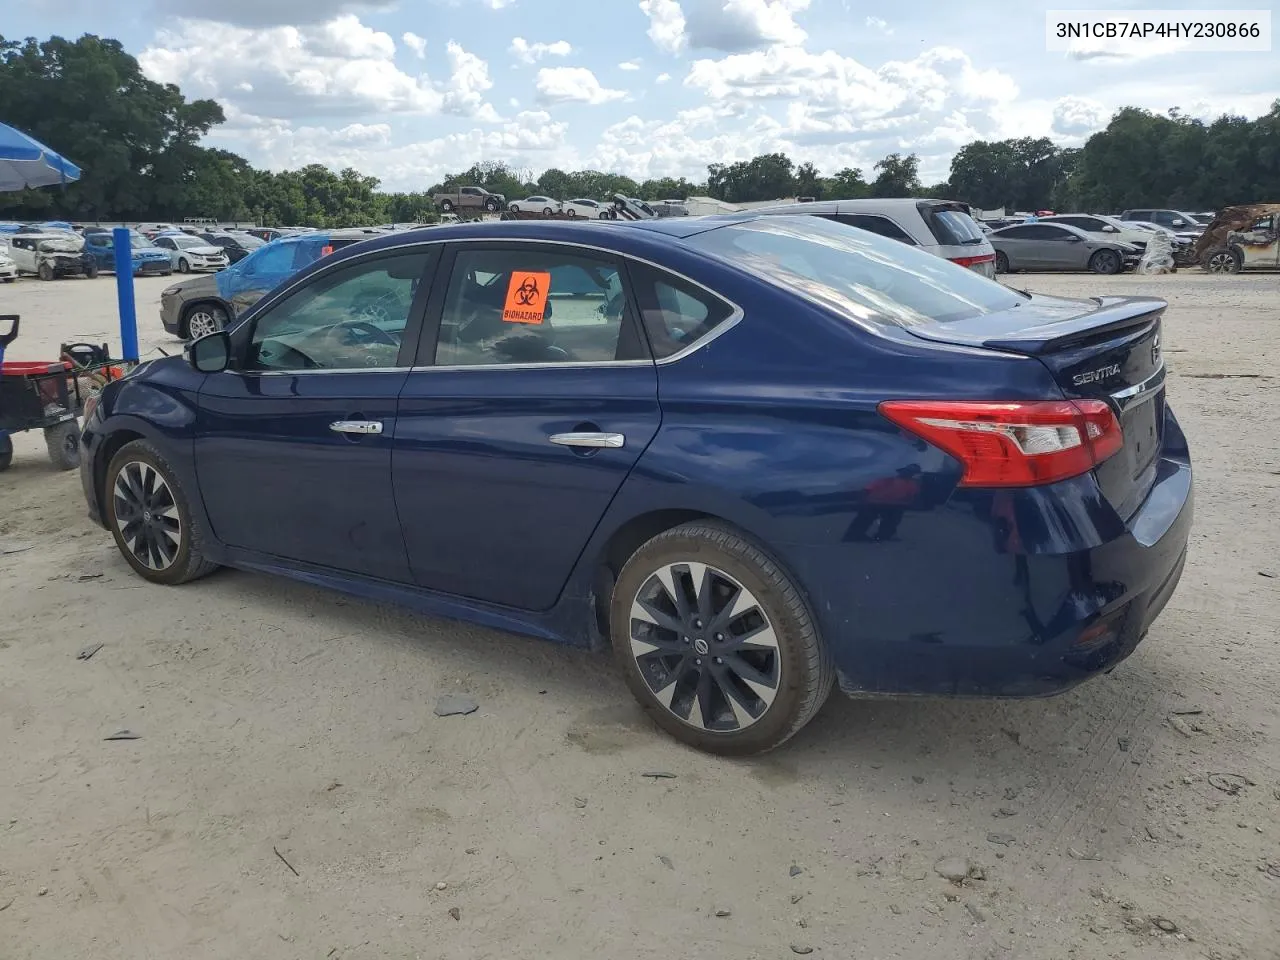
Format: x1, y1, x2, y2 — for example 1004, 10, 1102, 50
629, 562, 781, 732
186, 309, 220, 339
1206, 251, 1238, 274
112, 461, 182, 571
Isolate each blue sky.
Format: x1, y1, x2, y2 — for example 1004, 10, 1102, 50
9, 0, 1279, 190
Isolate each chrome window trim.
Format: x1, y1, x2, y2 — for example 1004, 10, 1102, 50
239, 234, 745, 375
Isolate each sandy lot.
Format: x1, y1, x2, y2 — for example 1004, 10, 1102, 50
1, 270, 1279, 960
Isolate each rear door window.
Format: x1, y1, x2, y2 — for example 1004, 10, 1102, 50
821, 214, 916, 245
629, 264, 736, 360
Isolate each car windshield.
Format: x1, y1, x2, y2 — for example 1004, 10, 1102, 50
174, 236, 203, 248
233, 234, 264, 249
687, 215, 1022, 327
128, 233, 153, 249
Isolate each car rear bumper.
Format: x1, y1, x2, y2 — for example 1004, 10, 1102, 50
779, 408, 1193, 699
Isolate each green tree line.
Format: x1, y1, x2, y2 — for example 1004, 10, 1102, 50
3, 33, 1279, 226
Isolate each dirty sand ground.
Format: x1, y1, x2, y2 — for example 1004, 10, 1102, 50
1, 271, 1278, 960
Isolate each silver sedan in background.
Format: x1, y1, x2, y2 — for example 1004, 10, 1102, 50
988, 221, 1140, 274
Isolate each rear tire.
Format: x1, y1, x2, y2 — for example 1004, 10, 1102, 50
610, 521, 833, 755
84, 262, 99, 279
104, 439, 219, 585
1089, 249, 1121, 275
43, 420, 81, 470
995, 251, 1010, 274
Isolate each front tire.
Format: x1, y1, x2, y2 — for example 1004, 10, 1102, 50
995, 251, 1010, 274
44, 420, 81, 470
610, 521, 833, 755
38, 262, 54, 281
104, 440, 218, 585
1089, 249, 1121, 275
84, 262, 99, 279
1201, 246, 1241, 274
440, 199, 454, 213
178, 258, 190, 273
485, 200, 499, 212
566, 208, 577, 218
182, 303, 228, 340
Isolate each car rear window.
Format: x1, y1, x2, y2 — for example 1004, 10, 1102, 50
687, 215, 1021, 327
919, 203, 986, 245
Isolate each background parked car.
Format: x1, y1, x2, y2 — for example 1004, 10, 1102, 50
6, 231, 96, 280
562, 198, 606, 219
989, 221, 1139, 274
152, 234, 229, 272
432, 185, 505, 213
198, 231, 263, 264
1119, 208, 1204, 235
753, 198, 998, 277
0, 243, 17, 282
82, 229, 173, 276
160, 229, 374, 339
508, 196, 561, 215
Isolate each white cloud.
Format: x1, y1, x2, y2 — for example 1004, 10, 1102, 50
152, 0, 395, 27
656, 72, 672, 83
402, 32, 426, 58
214, 104, 571, 189
509, 37, 572, 64
619, 60, 642, 71
640, 0, 811, 54
140, 16, 445, 116
535, 67, 627, 105
441, 41, 499, 120
1052, 95, 1108, 135
484, 0, 515, 7
685, 0, 810, 51
639, 0, 687, 54
865, 16, 892, 34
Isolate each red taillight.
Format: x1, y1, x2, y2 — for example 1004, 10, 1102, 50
878, 399, 1124, 487
949, 253, 996, 268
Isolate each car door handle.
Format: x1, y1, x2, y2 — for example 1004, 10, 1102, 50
548, 431, 625, 449
330, 420, 384, 435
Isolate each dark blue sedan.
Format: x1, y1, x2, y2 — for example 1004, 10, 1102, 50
79, 216, 1192, 754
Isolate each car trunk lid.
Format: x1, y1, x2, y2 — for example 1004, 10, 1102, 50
906, 294, 1167, 518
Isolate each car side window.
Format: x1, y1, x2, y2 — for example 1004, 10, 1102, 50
434, 247, 643, 367
244, 251, 432, 372
629, 263, 736, 361
996, 226, 1032, 239
822, 214, 916, 245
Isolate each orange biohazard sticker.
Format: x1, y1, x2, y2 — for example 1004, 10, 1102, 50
502, 271, 551, 324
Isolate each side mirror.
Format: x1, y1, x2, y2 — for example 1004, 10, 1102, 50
1066, 234, 1081, 242
1171, 219, 1184, 226
188, 331, 231, 373
1102, 225, 1118, 232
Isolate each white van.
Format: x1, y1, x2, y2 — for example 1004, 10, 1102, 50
749, 198, 998, 278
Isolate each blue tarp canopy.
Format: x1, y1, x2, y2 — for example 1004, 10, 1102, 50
0, 122, 82, 192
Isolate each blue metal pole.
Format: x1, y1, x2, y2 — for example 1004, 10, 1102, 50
112, 227, 139, 362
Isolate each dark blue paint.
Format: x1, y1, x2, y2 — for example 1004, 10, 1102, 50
80, 218, 1193, 701
395, 364, 660, 609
